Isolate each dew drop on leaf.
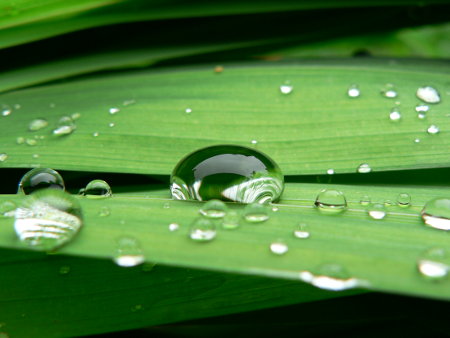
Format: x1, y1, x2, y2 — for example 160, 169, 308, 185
416, 86, 441, 104
28, 119, 48, 131
357, 163, 372, 173
389, 108, 401, 122
270, 241, 288, 255
243, 203, 270, 223
381, 84, 398, 98
417, 248, 449, 280
0, 153, 8, 162
427, 125, 439, 135
421, 198, 450, 230
109, 107, 120, 115
98, 206, 110, 217
18, 168, 65, 195
415, 104, 429, 112
114, 237, 145, 267
169, 223, 179, 232
368, 203, 386, 220
299, 264, 364, 291
81, 179, 112, 199
347, 84, 360, 98
222, 210, 241, 229
199, 199, 228, 218
314, 189, 347, 214
189, 218, 216, 241
360, 195, 371, 206
293, 223, 310, 239
397, 193, 411, 208
279, 83, 293, 94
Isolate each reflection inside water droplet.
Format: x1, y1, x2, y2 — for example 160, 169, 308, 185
81, 180, 112, 199
114, 237, 145, 267
397, 193, 411, 208
189, 218, 216, 241
299, 264, 364, 291
18, 168, 65, 195
314, 189, 347, 214
368, 203, 386, 220
416, 86, 441, 104
243, 203, 270, 223
421, 198, 450, 230
199, 199, 227, 218
417, 248, 449, 280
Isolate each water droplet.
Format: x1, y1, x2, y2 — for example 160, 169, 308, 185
381, 84, 398, 98
221, 210, 240, 229
109, 107, 120, 115
32, 154, 39, 159
397, 193, 411, 208
199, 199, 227, 218
251, 140, 258, 145
360, 195, 371, 206
18, 168, 65, 194
14, 189, 83, 251
53, 116, 76, 136
280, 83, 293, 95
270, 241, 288, 255
415, 104, 429, 112
71, 113, 81, 120
0, 201, 16, 217
163, 203, 170, 209
299, 264, 362, 291
271, 206, 279, 212
49, 103, 56, 108
293, 223, 310, 239
59, 266, 71, 275
416, 86, 441, 104
417, 248, 449, 280
1, 109, 11, 116
347, 84, 360, 98
189, 218, 216, 241
16, 137, 25, 144
326, 169, 335, 175
25, 138, 37, 146
108, 122, 115, 128
421, 198, 450, 230
427, 125, 439, 135
384, 199, 393, 207
368, 203, 386, 220
81, 180, 112, 199
98, 206, 110, 217
170, 145, 284, 204
185, 108, 192, 114
0, 154, 8, 162
357, 163, 371, 173
214, 65, 224, 73
113, 237, 145, 267
28, 119, 48, 131
414, 138, 421, 143
243, 203, 270, 222
417, 112, 427, 119
93, 132, 99, 137
314, 189, 347, 214
169, 223, 179, 232
123, 99, 136, 106
389, 108, 401, 122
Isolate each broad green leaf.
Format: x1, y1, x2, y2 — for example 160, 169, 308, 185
0, 60, 448, 175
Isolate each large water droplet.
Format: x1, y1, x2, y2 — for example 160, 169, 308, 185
243, 203, 270, 222
416, 86, 441, 104
357, 163, 372, 173
14, 189, 83, 251
417, 248, 448, 280
368, 203, 386, 220
397, 193, 411, 208
421, 198, 450, 230
199, 199, 227, 218
81, 180, 112, 199
18, 168, 65, 195
347, 84, 360, 98
293, 223, 310, 239
279, 83, 293, 95
299, 264, 363, 291
170, 145, 284, 203
389, 108, 401, 122
189, 218, 217, 241
113, 237, 145, 267
29, 119, 48, 131
222, 210, 240, 229
314, 189, 347, 214
0, 153, 8, 162
427, 125, 439, 135
381, 84, 398, 98
270, 241, 288, 255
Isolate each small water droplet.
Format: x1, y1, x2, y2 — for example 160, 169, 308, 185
199, 199, 227, 218
368, 203, 386, 220
417, 248, 449, 280
163, 203, 170, 209
18, 168, 65, 194
251, 140, 258, 145
326, 169, 335, 175
16, 137, 25, 144
1, 109, 11, 116
93, 132, 99, 137
25, 138, 37, 146
131, 304, 143, 312
299, 264, 362, 291
81, 180, 112, 199
414, 138, 421, 143
0, 154, 8, 162
114, 237, 145, 267
360, 195, 371, 206
417, 112, 427, 119
243, 203, 270, 222
32, 154, 39, 159
98, 206, 110, 217
416, 86, 441, 104
222, 210, 240, 229
53, 125, 75, 136
49, 103, 56, 108
389, 108, 401, 122
421, 198, 450, 230
0, 201, 16, 217
280, 83, 293, 95
384, 200, 393, 207
347, 84, 360, 98
29, 119, 48, 131
185, 108, 192, 114
270, 241, 288, 255
169, 223, 179, 232
314, 189, 347, 214
14, 189, 83, 251
427, 125, 439, 135
123, 99, 136, 106
415, 104, 430, 112
108, 122, 115, 128
109, 107, 120, 115
71, 113, 81, 120
272, 206, 279, 212
397, 193, 411, 208
381, 84, 398, 98
214, 65, 224, 73
189, 218, 216, 241
293, 223, 310, 239
59, 266, 71, 275
357, 163, 372, 173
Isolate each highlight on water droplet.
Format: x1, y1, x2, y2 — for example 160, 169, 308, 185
389, 108, 401, 122
367, 203, 386, 220
347, 84, 360, 98
0, 153, 8, 162
360, 195, 371, 206
417, 248, 449, 280
279, 82, 293, 95
14, 189, 83, 251
185, 108, 192, 114
1, 108, 11, 116
108, 122, 115, 128
270, 241, 288, 255
416, 86, 441, 104
397, 193, 411, 208
18, 168, 65, 195
81, 179, 112, 199
53, 116, 76, 136
199, 199, 228, 218
381, 84, 398, 98
222, 210, 240, 229
189, 218, 217, 241
109, 107, 120, 115
299, 264, 365, 291
421, 198, 450, 230
293, 223, 310, 239
243, 203, 270, 223
169, 223, 179, 232
415, 104, 429, 113
414, 138, 421, 143
113, 237, 145, 267
417, 112, 427, 120
170, 145, 284, 204
314, 189, 347, 214
357, 163, 372, 173
326, 169, 335, 175
251, 140, 258, 145
28, 119, 48, 131
427, 125, 439, 135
